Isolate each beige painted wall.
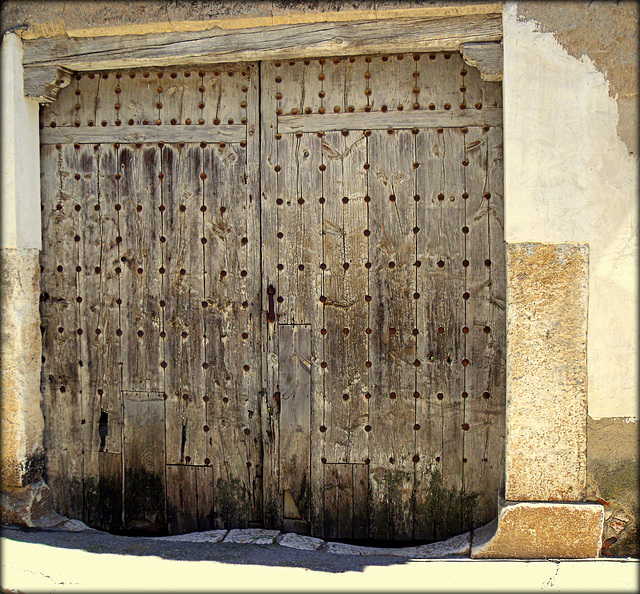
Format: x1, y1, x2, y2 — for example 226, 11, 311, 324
503, 2, 638, 420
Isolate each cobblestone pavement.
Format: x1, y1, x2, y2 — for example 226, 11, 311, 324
1, 523, 637, 593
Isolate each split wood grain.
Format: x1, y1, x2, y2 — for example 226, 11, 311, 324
23, 14, 502, 73
117, 145, 163, 392
366, 129, 417, 541
260, 60, 283, 530
162, 143, 206, 467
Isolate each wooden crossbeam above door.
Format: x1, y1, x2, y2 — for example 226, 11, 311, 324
23, 12, 502, 102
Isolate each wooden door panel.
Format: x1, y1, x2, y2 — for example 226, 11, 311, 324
263, 52, 504, 541
41, 63, 262, 534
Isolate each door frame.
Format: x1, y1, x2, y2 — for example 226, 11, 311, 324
3, 1, 601, 556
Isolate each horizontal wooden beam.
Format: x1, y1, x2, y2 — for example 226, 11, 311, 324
39, 124, 245, 145
277, 108, 502, 134
23, 13, 501, 101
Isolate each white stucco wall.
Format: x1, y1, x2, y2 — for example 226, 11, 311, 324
503, 3, 638, 420
0, 32, 41, 250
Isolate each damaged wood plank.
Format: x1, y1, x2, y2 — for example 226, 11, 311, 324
123, 391, 166, 532
98, 452, 123, 531
366, 129, 417, 541
166, 464, 198, 534
260, 59, 282, 530
243, 63, 264, 525
40, 143, 83, 520
117, 144, 163, 392
162, 143, 206, 467
202, 136, 258, 529
321, 130, 369, 466
279, 325, 311, 522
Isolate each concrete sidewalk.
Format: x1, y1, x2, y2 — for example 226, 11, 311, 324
1, 524, 637, 593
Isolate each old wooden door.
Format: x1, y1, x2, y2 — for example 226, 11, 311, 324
40, 51, 504, 541
260, 52, 504, 542
40, 62, 263, 534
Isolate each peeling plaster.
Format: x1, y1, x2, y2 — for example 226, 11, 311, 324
503, 2, 638, 419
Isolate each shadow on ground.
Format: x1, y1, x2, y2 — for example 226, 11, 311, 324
1, 525, 407, 574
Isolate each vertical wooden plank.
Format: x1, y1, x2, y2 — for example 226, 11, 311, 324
279, 325, 311, 522
93, 145, 123, 454
367, 129, 417, 541
324, 464, 366, 540
367, 52, 416, 113
243, 62, 264, 524
202, 138, 256, 529
343, 55, 370, 114
94, 71, 121, 127
260, 59, 282, 529
419, 51, 465, 111
272, 130, 297, 325
323, 464, 353, 540
352, 463, 369, 540
461, 125, 492, 531
196, 465, 215, 530
41, 143, 83, 519
93, 144, 123, 456
438, 127, 468, 540
161, 143, 206, 466
118, 144, 163, 391
123, 391, 166, 532
116, 69, 157, 126
241, 63, 263, 524
201, 63, 248, 126
321, 56, 347, 115
166, 465, 198, 534
414, 128, 445, 541
157, 68, 185, 125
70, 142, 101, 527
321, 131, 369, 466
98, 452, 123, 532
462, 124, 505, 530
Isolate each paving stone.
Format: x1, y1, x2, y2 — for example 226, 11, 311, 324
222, 528, 281, 545
157, 530, 228, 543
278, 533, 325, 551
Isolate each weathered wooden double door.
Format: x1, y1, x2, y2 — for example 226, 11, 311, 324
40, 52, 504, 541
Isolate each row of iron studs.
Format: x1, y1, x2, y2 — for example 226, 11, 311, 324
273, 53, 481, 114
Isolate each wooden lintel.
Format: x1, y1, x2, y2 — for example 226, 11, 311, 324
461, 41, 503, 82
23, 13, 502, 101
278, 108, 503, 134
40, 124, 246, 145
